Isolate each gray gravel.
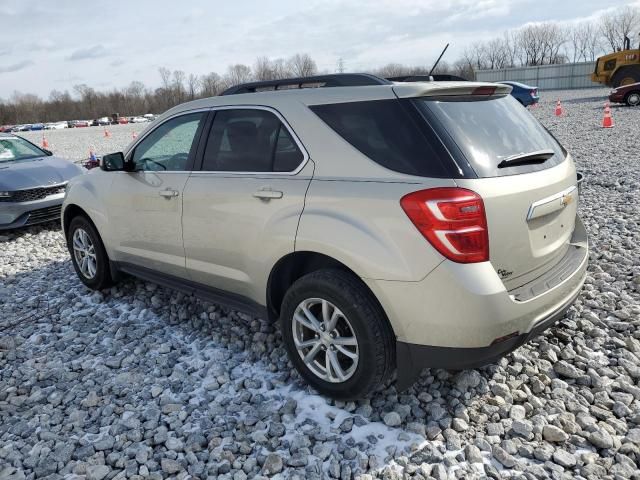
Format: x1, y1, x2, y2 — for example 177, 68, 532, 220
2, 88, 640, 479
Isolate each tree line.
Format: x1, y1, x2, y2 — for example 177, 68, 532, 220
1, 6, 637, 125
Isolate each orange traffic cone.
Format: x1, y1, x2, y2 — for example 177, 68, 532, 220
602, 102, 614, 128
555, 99, 563, 116
132, 131, 138, 140
104, 128, 111, 138
41, 134, 49, 149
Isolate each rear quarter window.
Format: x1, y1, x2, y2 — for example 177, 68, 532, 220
310, 99, 457, 178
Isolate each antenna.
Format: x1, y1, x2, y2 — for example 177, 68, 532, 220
428, 43, 450, 77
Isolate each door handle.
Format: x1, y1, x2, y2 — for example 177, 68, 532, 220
253, 188, 283, 200
159, 189, 179, 198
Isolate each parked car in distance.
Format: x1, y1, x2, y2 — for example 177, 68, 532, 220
117, 117, 129, 125
96, 117, 111, 126
497, 81, 540, 106
12, 125, 31, 132
29, 123, 45, 131
0, 133, 83, 230
46, 121, 68, 130
609, 81, 640, 106
75, 120, 90, 128
62, 74, 588, 399
0, 125, 14, 133
129, 116, 148, 123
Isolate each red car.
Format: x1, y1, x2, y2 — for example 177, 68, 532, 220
609, 82, 640, 106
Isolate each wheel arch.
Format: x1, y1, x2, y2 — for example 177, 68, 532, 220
62, 203, 101, 239
266, 251, 394, 333
63, 203, 121, 282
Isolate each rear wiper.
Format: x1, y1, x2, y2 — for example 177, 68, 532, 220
497, 149, 555, 168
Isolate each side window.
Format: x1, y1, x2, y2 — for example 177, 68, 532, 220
202, 109, 304, 172
310, 100, 451, 178
132, 112, 205, 171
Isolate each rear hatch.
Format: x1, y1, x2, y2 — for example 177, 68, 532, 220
407, 86, 578, 290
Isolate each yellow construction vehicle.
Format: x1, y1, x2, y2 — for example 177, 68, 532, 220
592, 36, 640, 87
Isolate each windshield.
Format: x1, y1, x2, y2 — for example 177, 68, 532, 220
416, 94, 565, 177
0, 136, 46, 163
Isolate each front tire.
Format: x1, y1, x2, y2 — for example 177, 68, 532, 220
612, 65, 640, 88
625, 91, 640, 107
280, 269, 395, 400
67, 215, 113, 290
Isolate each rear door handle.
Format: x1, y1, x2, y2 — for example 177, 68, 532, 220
253, 188, 283, 200
159, 189, 180, 198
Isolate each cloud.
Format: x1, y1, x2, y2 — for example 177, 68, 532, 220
0, 47, 12, 57
0, 60, 34, 74
67, 45, 108, 61
29, 39, 55, 51
110, 58, 125, 67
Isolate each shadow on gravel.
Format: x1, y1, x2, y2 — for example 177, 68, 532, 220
0, 220, 61, 241
0, 255, 513, 478
560, 95, 607, 104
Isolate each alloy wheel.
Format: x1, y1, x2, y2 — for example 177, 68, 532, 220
292, 298, 359, 383
72, 228, 97, 279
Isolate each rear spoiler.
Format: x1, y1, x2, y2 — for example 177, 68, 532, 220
392, 82, 512, 99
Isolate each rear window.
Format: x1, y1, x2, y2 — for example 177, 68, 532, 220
310, 100, 456, 178
416, 95, 566, 178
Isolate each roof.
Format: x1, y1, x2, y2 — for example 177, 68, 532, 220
156, 77, 512, 124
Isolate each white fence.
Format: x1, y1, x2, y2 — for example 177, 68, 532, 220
475, 62, 602, 90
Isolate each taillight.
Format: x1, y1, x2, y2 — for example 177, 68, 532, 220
472, 86, 496, 96
400, 188, 489, 263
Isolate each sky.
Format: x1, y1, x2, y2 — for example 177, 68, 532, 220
0, 0, 637, 98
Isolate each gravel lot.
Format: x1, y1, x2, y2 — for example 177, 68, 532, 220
2, 88, 639, 480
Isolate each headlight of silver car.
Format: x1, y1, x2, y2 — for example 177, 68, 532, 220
0, 191, 12, 198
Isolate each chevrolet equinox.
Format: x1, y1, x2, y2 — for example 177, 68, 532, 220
62, 74, 588, 399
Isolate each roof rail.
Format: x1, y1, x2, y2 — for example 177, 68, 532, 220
220, 73, 391, 96
387, 74, 468, 82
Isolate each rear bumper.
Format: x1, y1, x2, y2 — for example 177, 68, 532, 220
363, 214, 588, 390
0, 195, 64, 230
395, 275, 582, 390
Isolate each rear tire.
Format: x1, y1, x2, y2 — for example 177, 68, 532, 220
612, 66, 640, 88
625, 91, 640, 107
280, 269, 395, 400
67, 215, 114, 290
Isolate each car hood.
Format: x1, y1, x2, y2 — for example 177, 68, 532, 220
0, 156, 84, 191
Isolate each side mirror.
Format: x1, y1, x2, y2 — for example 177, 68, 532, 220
100, 152, 133, 171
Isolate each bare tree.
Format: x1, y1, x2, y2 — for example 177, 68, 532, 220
223, 64, 253, 88
172, 70, 186, 104
373, 63, 411, 77
600, 6, 640, 51
254, 56, 275, 81
288, 53, 317, 77
569, 21, 603, 62
187, 74, 200, 100
200, 72, 223, 97
516, 23, 566, 66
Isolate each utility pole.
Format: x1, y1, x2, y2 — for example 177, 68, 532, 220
337, 58, 345, 73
